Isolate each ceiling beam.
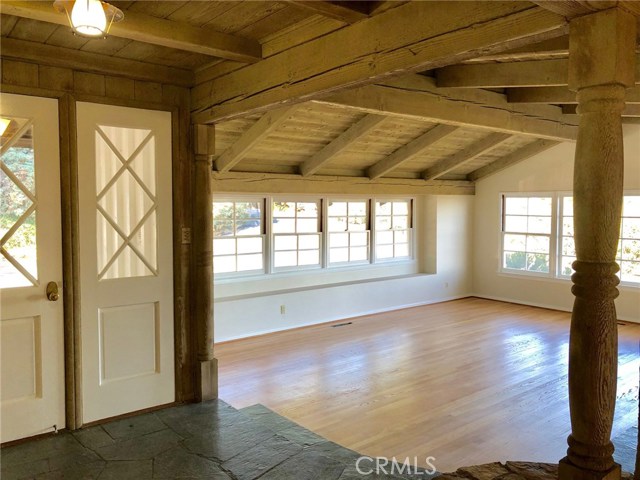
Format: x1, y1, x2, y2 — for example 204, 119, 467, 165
367, 124, 458, 179
437, 55, 640, 88
314, 77, 578, 141
192, 2, 568, 123
1, 1, 262, 63
283, 1, 370, 24
211, 172, 474, 196
423, 133, 511, 180
214, 106, 299, 173
562, 104, 640, 117
507, 85, 640, 104
464, 36, 569, 63
300, 114, 386, 177
0, 37, 194, 87
468, 139, 561, 181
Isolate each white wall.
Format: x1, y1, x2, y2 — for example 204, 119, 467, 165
473, 124, 640, 322
214, 195, 474, 342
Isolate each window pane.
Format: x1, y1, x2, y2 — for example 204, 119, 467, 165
299, 250, 319, 266
560, 256, 576, 276
393, 216, 408, 229
563, 197, 573, 216
213, 255, 235, 273
526, 235, 549, 254
272, 218, 295, 233
622, 218, 640, 239
297, 218, 318, 233
237, 236, 262, 254
528, 216, 551, 234
273, 201, 295, 217
562, 218, 574, 237
376, 216, 391, 230
620, 260, 640, 283
504, 215, 527, 233
376, 231, 393, 244
213, 202, 233, 219
623, 196, 640, 217
274, 235, 297, 251
504, 251, 526, 270
349, 202, 367, 216
274, 251, 297, 267
328, 217, 347, 232
235, 202, 261, 219
328, 202, 347, 216
348, 216, 367, 231
297, 202, 318, 217
394, 230, 408, 244
350, 232, 368, 247
620, 239, 640, 261
393, 201, 408, 215
213, 238, 235, 255
505, 197, 527, 215
299, 234, 319, 250
377, 245, 393, 259
395, 244, 409, 257
504, 234, 526, 251
213, 220, 233, 237
330, 232, 348, 248
528, 197, 552, 216
376, 201, 392, 215
350, 246, 368, 261
330, 248, 349, 263
237, 254, 262, 271
527, 253, 549, 273
562, 237, 576, 256
236, 219, 261, 236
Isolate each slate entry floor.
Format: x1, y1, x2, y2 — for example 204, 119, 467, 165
1, 399, 636, 480
0, 400, 435, 480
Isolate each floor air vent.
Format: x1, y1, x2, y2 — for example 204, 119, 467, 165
331, 322, 353, 328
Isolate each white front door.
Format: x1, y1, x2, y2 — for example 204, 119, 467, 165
76, 102, 174, 423
0, 94, 65, 442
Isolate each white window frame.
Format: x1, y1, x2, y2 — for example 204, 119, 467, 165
212, 196, 266, 278
326, 198, 371, 267
372, 197, 415, 263
499, 192, 557, 278
271, 197, 323, 273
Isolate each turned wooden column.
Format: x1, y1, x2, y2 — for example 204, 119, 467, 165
559, 8, 636, 480
193, 124, 218, 401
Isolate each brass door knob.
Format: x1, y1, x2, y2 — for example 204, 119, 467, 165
46, 282, 59, 302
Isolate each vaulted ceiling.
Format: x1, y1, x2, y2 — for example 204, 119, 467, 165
1, 1, 639, 191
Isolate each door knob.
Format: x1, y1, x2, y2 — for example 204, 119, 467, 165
46, 282, 59, 302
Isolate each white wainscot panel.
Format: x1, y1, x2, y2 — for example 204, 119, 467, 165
1, 316, 41, 402
99, 303, 159, 383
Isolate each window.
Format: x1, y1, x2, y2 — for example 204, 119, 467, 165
501, 195, 553, 274
501, 192, 640, 286
327, 200, 369, 265
213, 200, 264, 274
375, 200, 412, 260
272, 200, 321, 269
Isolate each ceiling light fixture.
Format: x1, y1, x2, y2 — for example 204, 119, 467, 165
53, 0, 123, 38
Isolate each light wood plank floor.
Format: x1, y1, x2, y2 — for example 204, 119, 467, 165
215, 298, 640, 472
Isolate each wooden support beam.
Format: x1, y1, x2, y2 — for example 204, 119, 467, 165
0, 37, 194, 87
214, 106, 298, 173
211, 172, 475, 196
315, 78, 579, 141
465, 36, 569, 63
284, 1, 370, 24
562, 103, 640, 116
1, 0, 262, 63
368, 124, 458, 179
507, 85, 640, 104
467, 139, 560, 181
437, 55, 640, 88
192, 2, 569, 122
300, 114, 386, 177
423, 133, 510, 180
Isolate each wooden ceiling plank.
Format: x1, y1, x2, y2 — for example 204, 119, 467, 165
192, 2, 569, 123
300, 114, 387, 177
423, 133, 511, 180
283, 1, 370, 24
468, 139, 561, 181
0, 37, 194, 87
211, 171, 475, 196
315, 81, 578, 141
437, 55, 640, 88
507, 85, 640, 104
0, 0, 262, 63
215, 106, 299, 173
367, 124, 458, 179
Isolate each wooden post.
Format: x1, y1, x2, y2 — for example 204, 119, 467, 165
559, 8, 636, 480
192, 124, 218, 401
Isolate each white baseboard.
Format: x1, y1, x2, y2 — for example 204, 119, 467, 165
471, 293, 640, 324
215, 293, 472, 343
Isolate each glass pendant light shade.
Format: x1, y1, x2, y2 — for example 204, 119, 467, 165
70, 0, 107, 37
53, 0, 124, 38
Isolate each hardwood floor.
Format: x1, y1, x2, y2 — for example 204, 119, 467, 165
215, 298, 640, 472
